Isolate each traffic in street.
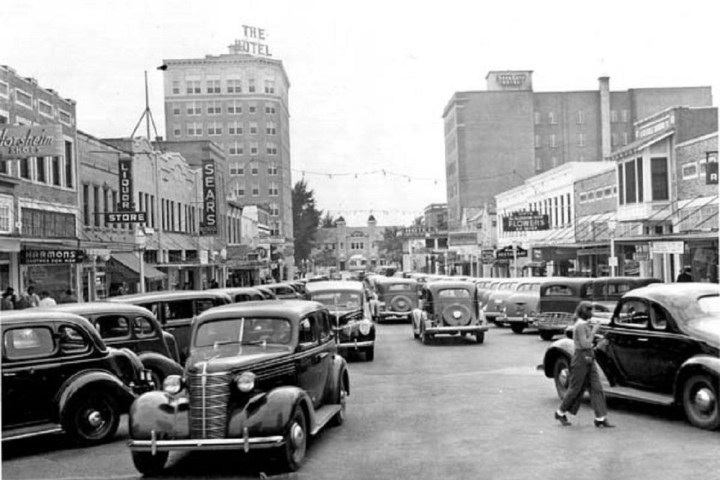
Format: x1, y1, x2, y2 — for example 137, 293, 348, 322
3, 320, 718, 480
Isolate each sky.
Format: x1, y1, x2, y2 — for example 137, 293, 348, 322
2, 0, 719, 226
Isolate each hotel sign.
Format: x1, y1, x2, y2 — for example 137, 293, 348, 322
0, 125, 64, 158
200, 159, 218, 235
105, 155, 146, 223
502, 212, 550, 232
229, 25, 272, 57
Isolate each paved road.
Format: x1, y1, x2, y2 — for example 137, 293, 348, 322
3, 322, 719, 480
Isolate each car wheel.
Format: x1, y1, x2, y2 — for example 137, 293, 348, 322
683, 374, 720, 430
63, 391, 120, 446
475, 332, 485, 344
364, 347, 375, 362
510, 324, 525, 334
540, 331, 555, 341
553, 356, 571, 400
131, 451, 169, 476
331, 375, 349, 426
280, 408, 308, 471
150, 368, 164, 390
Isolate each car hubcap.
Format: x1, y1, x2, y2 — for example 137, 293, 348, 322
694, 387, 716, 415
86, 409, 105, 429
290, 422, 306, 460
559, 368, 569, 389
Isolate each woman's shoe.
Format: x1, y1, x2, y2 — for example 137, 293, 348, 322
555, 412, 571, 426
594, 418, 615, 428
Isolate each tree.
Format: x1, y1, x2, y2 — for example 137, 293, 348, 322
292, 179, 323, 262
321, 212, 336, 228
377, 227, 404, 266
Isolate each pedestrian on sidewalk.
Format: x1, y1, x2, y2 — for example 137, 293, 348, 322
555, 301, 615, 428
38, 290, 57, 307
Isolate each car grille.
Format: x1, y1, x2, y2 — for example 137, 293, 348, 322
536, 312, 574, 328
188, 369, 232, 439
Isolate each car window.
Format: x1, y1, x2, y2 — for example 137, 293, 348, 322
139, 302, 161, 320
234, 293, 252, 302
545, 285, 573, 296
95, 315, 130, 339
615, 300, 649, 328
387, 284, 412, 292
517, 283, 540, 292
195, 298, 216, 314
581, 283, 594, 298
195, 317, 293, 347
697, 295, 720, 315
311, 292, 361, 309
437, 289, 471, 298
298, 316, 317, 345
603, 282, 632, 299
650, 304, 668, 331
166, 300, 194, 319
316, 311, 333, 343
58, 324, 91, 354
133, 316, 155, 337
4, 327, 55, 360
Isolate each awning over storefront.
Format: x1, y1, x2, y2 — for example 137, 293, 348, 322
109, 252, 166, 281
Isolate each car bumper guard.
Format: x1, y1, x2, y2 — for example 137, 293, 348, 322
129, 429, 284, 454
425, 324, 489, 334
337, 340, 374, 349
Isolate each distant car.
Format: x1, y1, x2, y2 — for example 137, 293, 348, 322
305, 281, 376, 361
483, 279, 520, 326
206, 286, 267, 303
127, 300, 349, 475
2, 310, 153, 445
254, 285, 279, 300
108, 290, 232, 362
372, 277, 420, 322
501, 278, 546, 334
411, 281, 489, 344
541, 283, 720, 430
42, 302, 183, 388
264, 282, 303, 299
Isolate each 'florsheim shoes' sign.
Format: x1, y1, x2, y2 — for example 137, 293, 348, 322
0, 125, 64, 158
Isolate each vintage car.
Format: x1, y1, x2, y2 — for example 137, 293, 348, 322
108, 290, 232, 362
41, 302, 183, 388
207, 286, 268, 303
371, 277, 420, 322
541, 283, 720, 430
534, 277, 661, 340
304, 280, 376, 361
264, 282, 304, 299
411, 281, 489, 344
2, 310, 153, 445
500, 278, 545, 334
127, 300, 349, 474
483, 279, 520, 326
255, 285, 279, 300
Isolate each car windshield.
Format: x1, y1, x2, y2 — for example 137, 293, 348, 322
195, 317, 292, 347
437, 288, 471, 298
697, 295, 720, 315
311, 292, 361, 311
517, 283, 540, 292
386, 284, 413, 292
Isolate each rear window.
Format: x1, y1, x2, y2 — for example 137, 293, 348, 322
437, 289, 471, 298
95, 315, 131, 339
517, 283, 540, 292
4, 327, 55, 359
545, 285, 573, 297
698, 295, 720, 315
387, 284, 413, 292
602, 282, 633, 298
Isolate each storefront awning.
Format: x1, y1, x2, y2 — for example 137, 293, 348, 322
109, 252, 166, 281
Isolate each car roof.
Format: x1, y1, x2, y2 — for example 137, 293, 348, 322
0, 309, 92, 324
197, 299, 324, 322
304, 280, 364, 293
425, 281, 476, 291
624, 282, 717, 301
375, 277, 417, 285
107, 290, 231, 302
206, 287, 264, 295
264, 282, 298, 289
37, 302, 156, 316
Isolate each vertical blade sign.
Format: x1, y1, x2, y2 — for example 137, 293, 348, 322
118, 156, 134, 211
201, 159, 218, 235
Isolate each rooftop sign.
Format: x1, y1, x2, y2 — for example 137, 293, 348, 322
229, 25, 272, 57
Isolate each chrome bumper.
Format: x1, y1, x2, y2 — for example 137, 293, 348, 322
425, 325, 489, 334
337, 340, 374, 349
128, 429, 284, 454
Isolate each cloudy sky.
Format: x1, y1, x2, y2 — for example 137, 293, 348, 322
3, 0, 718, 226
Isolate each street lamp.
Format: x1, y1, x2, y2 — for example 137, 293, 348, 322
607, 219, 617, 277
134, 225, 147, 293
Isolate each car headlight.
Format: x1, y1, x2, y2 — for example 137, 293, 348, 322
163, 375, 183, 394
359, 320, 372, 335
235, 372, 256, 393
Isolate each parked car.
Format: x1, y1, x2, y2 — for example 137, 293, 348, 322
540, 283, 720, 430
411, 281, 489, 344
108, 290, 232, 362
264, 282, 303, 299
371, 277, 420, 322
483, 279, 520, 326
501, 278, 545, 334
41, 302, 183, 387
304, 280, 376, 361
127, 300, 349, 474
207, 286, 267, 303
534, 277, 661, 340
255, 285, 279, 300
2, 310, 153, 445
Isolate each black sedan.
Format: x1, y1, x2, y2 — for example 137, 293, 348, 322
541, 282, 720, 430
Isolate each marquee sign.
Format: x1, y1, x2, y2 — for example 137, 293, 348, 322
105, 155, 146, 224
0, 125, 64, 158
502, 212, 550, 232
200, 159, 218, 235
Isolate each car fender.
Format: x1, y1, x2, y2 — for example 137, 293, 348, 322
326, 353, 350, 399
129, 390, 190, 439
137, 351, 184, 380
674, 355, 720, 402
228, 386, 315, 438
56, 370, 136, 423
541, 338, 574, 378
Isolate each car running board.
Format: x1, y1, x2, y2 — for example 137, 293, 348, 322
311, 404, 342, 435
2, 423, 64, 441
598, 369, 675, 406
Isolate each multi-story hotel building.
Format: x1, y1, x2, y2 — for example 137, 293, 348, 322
442, 71, 713, 229
161, 42, 294, 278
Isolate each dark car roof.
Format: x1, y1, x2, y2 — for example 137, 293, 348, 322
623, 282, 718, 304
264, 282, 298, 290
305, 281, 364, 293
39, 302, 157, 316
375, 277, 417, 285
425, 281, 477, 292
107, 290, 231, 303
197, 299, 325, 322
1, 309, 93, 324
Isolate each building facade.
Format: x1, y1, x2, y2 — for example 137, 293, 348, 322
161, 44, 294, 279
443, 71, 713, 229
0, 65, 80, 300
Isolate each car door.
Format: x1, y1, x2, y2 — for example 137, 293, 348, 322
2, 324, 57, 428
295, 311, 332, 408
602, 298, 653, 388
163, 299, 194, 362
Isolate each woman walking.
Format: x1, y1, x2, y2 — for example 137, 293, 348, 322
555, 301, 615, 428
